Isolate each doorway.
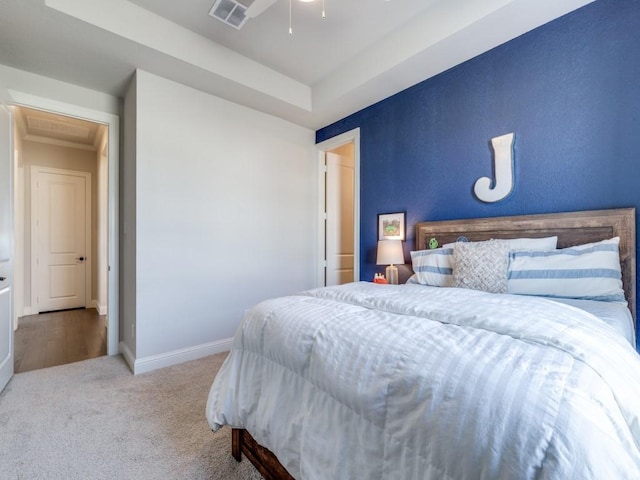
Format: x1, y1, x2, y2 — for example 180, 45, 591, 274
316, 128, 361, 287
11, 103, 116, 371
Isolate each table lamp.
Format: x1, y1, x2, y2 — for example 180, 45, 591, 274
376, 239, 404, 285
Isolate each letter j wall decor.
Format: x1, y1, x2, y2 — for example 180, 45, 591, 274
474, 132, 515, 203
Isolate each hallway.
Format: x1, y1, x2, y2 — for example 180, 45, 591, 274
14, 308, 106, 373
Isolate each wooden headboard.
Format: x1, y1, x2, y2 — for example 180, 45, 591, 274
415, 209, 636, 322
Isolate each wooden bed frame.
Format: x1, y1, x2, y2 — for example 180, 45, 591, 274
231, 208, 637, 479
232, 428, 295, 480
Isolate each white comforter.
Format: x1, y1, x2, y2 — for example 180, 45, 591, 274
206, 282, 640, 479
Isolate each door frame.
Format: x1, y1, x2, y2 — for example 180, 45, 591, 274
0, 96, 14, 393
30, 166, 92, 314
315, 128, 361, 287
8, 91, 120, 356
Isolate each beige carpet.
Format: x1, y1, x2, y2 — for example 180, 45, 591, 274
0, 352, 263, 480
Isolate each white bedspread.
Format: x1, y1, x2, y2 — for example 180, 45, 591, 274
548, 297, 635, 346
206, 282, 640, 479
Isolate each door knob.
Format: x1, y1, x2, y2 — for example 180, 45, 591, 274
77, 257, 85, 262
0, 277, 5, 282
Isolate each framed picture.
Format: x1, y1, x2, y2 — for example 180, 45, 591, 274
378, 211, 406, 241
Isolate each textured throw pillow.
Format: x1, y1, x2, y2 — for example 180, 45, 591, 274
452, 239, 510, 293
410, 247, 454, 287
507, 237, 625, 302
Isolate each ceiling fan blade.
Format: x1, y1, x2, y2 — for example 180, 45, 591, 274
244, 0, 279, 18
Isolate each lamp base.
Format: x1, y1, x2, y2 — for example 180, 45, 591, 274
386, 264, 399, 285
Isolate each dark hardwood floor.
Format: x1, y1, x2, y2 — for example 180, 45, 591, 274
14, 308, 107, 373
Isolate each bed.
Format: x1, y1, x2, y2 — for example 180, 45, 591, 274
206, 208, 640, 480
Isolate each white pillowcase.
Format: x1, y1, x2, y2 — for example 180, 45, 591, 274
505, 236, 557, 251
442, 236, 557, 251
507, 237, 625, 302
410, 246, 455, 287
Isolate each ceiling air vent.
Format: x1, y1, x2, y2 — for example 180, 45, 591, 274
209, 0, 251, 29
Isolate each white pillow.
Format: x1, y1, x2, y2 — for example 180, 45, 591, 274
507, 237, 625, 302
452, 239, 510, 293
505, 236, 557, 251
443, 236, 557, 251
405, 274, 420, 284
410, 247, 454, 287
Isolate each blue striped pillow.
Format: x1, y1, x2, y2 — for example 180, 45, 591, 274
507, 237, 625, 303
410, 247, 454, 287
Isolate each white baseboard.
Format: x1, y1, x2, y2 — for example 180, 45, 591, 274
120, 338, 234, 375
22, 306, 35, 316
90, 299, 107, 315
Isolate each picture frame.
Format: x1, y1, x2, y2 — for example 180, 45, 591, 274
378, 211, 406, 241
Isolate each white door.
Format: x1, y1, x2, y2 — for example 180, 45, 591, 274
325, 149, 355, 286
0, 90, 14, 393
33, 169, 90, 312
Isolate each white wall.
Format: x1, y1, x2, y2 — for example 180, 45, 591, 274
2, 63, 318, 371
125, 70, 317, 370
121, 74, 137, 358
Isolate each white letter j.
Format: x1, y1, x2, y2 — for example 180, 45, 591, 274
473, 132, 515, 203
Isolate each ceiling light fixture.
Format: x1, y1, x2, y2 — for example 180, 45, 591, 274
289, 0, 326, 35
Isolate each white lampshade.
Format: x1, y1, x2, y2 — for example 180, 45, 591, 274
376, 240, 405, 266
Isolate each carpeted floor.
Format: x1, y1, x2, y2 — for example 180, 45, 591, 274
0, 352, 263, 480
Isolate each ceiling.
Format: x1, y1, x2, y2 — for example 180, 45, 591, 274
14, 106, 105, 151
0, 0, 595, 129
127, 0, 439, 86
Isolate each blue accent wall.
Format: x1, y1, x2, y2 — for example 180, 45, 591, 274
317, 0, 640, 336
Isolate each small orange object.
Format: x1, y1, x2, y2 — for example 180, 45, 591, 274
373, 274, 388, 284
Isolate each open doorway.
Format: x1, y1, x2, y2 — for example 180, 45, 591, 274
316, 128, 361, 287
12, 106, 109, 372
